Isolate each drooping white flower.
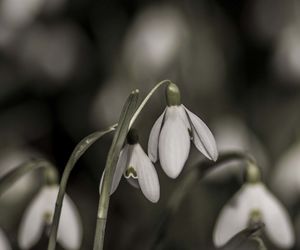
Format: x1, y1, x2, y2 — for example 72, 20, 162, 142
0, 228, 11, 250
18, 185, 82, 250
101, 129, 160, 203
213, 165, 295, 249
148, 82, 218, 178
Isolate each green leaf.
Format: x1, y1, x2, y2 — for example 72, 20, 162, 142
47, 125, 117, 250
93, 89, 139, 250
220, 222, 264, 250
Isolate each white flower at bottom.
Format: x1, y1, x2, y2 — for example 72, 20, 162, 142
18, 185, 82, 250
213, 183, 295, 249
0, 228, 11, 250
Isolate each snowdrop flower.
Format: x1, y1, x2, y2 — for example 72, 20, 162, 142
213, 164, 295, 249
18, 184, 82, 250
148, 82, 218, 178
104, 129, 160, 203
0, 228, 11, 250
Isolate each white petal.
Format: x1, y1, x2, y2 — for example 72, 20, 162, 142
18, 187, 48, 249
111, 145, 130, 194
133, 144, 160, 203
148, 110, 165, 162
184, 106, 218, 161
213, 185, 254, 247
159, 106, 190, 178
57, 193, 82, 250
0, 228, 11, 250
177, 105, 191, 130
259, 185, 295, 248
99, 145, 130, 195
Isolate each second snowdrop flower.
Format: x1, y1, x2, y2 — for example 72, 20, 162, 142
18, 184, 82, 250
106, 129, 160, 203
148, 82, 218, 178
213, 164, 295, 249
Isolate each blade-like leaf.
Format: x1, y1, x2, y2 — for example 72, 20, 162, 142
47, 125, 117, 250
93, 89, 139, 250
220, 222, 264, 250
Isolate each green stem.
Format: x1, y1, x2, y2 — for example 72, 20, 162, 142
149, 151, 255, 250
251, 236, 267, 250
49, 79, 171, 250
93, 90, 139, 250
129, 79, 171, 128
47, 125, 117, 250
0, 159, 57, 197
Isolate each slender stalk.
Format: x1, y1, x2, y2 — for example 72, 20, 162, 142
93, 90, 139, 250
47, 125, 117, 250
0, 159, 57, 197
251, 236, 267, 250
149, 151, 256, 249
49, 79, 171, 250
129, 79, 171, 128
93, 79, 175, 249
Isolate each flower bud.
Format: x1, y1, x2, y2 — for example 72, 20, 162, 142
246, 163, 261, 184
44, 167, 59, 186
166, 82, 181, 106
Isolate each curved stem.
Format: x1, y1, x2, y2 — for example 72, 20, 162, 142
0, 159, 57, 197
47, 125, 117, 250
129, 79, 171, 128
149, 151, 255, 250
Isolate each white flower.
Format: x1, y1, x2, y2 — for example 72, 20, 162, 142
148, 83, 218, 179
114, 144, 160, 203
0, 228, 11, 250
18, 185, 82, 250
101, 129, 160, 203
213, 182, 295, 249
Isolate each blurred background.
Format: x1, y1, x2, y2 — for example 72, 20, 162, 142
1, 0, 300, 249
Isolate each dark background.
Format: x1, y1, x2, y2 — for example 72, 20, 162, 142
0, 0, 300, 249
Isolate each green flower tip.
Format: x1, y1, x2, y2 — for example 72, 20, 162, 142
44, 167, 59, 186
246, 163, 261, 184
248, 209, 263, 227
166, 82, 181, 106
127, 128, 139, 145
